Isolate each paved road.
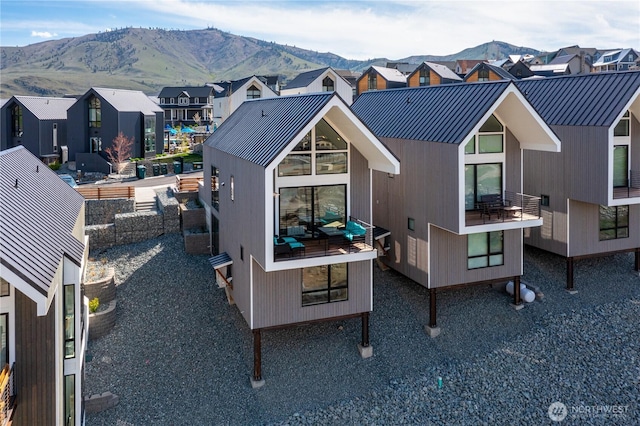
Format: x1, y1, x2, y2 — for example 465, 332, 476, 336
99, 170, 203, 188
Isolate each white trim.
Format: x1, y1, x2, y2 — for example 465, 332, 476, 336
250, 256, 254, 329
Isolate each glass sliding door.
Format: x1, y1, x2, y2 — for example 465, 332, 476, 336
279, 185, 346, 237
613, 145, 629, 187
465, 163, 502, 210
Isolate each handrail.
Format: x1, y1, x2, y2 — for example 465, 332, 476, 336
503, 191, 541, 220
76, 185, 135, 200
0, 363, 15, 425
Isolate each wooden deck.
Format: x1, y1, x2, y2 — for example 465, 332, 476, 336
274, 237, 374, 261
613, 186, 640, 199
465, 209, 540, 226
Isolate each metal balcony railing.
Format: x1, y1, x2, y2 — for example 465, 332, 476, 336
0, 363, 16, 426
613, 170, 640, 199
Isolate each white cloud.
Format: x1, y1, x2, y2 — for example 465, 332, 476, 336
31, 30, 58, 39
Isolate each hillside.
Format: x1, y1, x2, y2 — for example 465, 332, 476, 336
0, 27, 540, 97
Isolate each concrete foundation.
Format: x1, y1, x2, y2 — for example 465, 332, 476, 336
358, 344, 373, 359
510, 303, 525, 311
425, 325, 441, 338
566, 289, 578, 295
250, 378, 265, 389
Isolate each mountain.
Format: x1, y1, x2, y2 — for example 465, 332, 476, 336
0, 27, 540, 97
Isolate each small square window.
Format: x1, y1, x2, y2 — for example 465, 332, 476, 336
408, 217, 415, 231
541, 195, 550, 207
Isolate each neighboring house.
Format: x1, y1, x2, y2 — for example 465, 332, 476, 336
66, 88, 164, 174
157, 86, 216, 128
0, 146, 89, 425
202, 92, 399, 387
355, 66, 407, 97
0, 96, 76, 164
351, 81, 560, 334
455, 59, 486, 75
280, 67, 354, 104
592, 49, 639, 72
508, 60, 535, 79
386, 62, 419, 75
406, 62, 463, 87
517, 72, 640, 290
464, 62, 516, 82
490, 58, 514, 69
259, 75, 282, 94
211, 75, 278, 124
529, 54, 585, 77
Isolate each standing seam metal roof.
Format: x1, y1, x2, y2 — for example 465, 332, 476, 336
204, 92, 335, 167
10, 96, 76, 120
351, 81, 512, 144
92, 87, 163, 115
0, 147, 85, 296
516, 71, 640, 126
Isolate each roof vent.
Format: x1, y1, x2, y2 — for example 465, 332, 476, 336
14, 179, 18, 188
261, 110, 266, 117
36, 165, 39, 172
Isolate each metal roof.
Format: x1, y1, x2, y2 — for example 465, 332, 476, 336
351, 81, 512, 144
158, 86, 215, 98
593, 48, 637, 66
212, 76, 275, 98
91, 87, 163, 115
10, 96, 75, 120
464, 62, 516, 81
284, 68, 330, 89
516, 71, 640, 126
205, 92, 335, 166
371, 66, 407, 83
421, 62, 462, 81
209, 252, 233, 269
0, 146, 85, 297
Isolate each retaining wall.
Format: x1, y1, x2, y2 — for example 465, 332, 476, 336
84, 267, 116, 304
85, 199, 135, 225
89, 300, 117, 340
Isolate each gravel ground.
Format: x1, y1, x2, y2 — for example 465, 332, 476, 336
85, 234, 639, 425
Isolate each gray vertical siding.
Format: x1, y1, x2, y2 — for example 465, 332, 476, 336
14, 289, 56, 426
252, 259, 372, 329
567, 201, 640, 257
349, 146, 370, 221
430, 226, 522, 288
505, 128, 522, 193
631, 114, 640, 172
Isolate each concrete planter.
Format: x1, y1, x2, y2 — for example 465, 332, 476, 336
84, 267, 116, 304
180, 203, 206, 231
183, 228, 209, 254
89, 300, 117, 340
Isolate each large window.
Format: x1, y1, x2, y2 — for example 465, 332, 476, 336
144, 116, 156, 153
211, 165, 219, 211
88, 96, 101, 128
599, 205, 629, 240
11, 105, 22, 137
279, 185, 346, 237
64, 375, 75, 426
368, 73, 377, 90
246, 85, 261, 99
64, 285, 75, 359
419, 69, 430, 86
0, 314, 8, 367
614, 111, 629, 137
0, 278, 9, 297
468, 231, 504, 269
465, 163, 502, 210
322, 77, 334, 92
278, 119, 348, 177
613, 145, 629, 187
478, 68, 490, 81
302, 263, 348, 306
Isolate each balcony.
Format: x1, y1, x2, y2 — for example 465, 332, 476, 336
274, 217, 375, 261
465, 191, 542, 226
613, 170, 640, 199
0, 363, 15, 426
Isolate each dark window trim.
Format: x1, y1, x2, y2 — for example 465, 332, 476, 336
467, 231, 504, 270
302, 263, 348, 307
408, 217, 415, 231
64, 284, 75, 359
599, 205, 629, 240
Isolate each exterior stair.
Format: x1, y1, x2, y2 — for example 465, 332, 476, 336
135, 200, 156, 212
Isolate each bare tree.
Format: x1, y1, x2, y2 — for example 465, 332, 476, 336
105, 132, 134, 174
193, 112, 202, 127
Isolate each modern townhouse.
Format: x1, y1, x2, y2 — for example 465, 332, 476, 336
406, 62, 462, 87
281, 67, 354, 104
211, 75, 278, 125
202, 92, 399, 387
157, 86, 216, 128
517, 71, 640, 290
66, 87, 164, 174
351, 81, 560, 335
0, 146, 89, 425
0, 96, 76, 164
355, 66, 407, 97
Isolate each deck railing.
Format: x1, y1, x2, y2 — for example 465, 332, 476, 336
76, 185, 135, 200
176, 175, 203, 192
613, 170, 640, 199
503, 191, 542, 220
0, 363, 15, 426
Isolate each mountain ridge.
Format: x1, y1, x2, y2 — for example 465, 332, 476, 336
0, 27, 541, 97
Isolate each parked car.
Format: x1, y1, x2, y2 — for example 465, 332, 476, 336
58, 174, 78, 188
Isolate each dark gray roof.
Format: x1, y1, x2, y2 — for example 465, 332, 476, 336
516, 71, 640, 126
205, 92, 335, 166
464, 62, 516, 81
0, 146, 85, 297
92, 88, 163, 115
209, 252, 233, 269
10, 96, 75, 120
284, 68, 330, 89
212, 76, 269, 98
158, 86, 215, 98
351, 81, 512, 144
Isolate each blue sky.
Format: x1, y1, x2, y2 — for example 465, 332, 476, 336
1, 0, 638, 60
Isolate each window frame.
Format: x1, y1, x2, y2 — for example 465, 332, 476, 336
88, 96, 101, 128
63, 284, 75, 359
302, 263, 348, 307
478, 68, 490, 81
599, 205, 629, 240
468, 231, 504, 269
246, 85, 261, 99
11, 104, 23, 137
322, 76, 335, 92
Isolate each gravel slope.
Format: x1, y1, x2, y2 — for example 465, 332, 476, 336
85, 235, 640, 425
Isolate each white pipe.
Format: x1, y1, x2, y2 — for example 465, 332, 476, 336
506, 281, 535, 303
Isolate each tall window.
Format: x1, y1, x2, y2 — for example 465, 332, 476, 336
613, 145, 629, 187
614, 111, 630, 137
278, 119, 348, 177
0, 313, 8, 367
178, 96, 189, 105
419, 69, 430, 86
468, 231, 504, 269
64, 285, 75, 359
0, 278, 9, 297
211, 165, 220, 211
478, 68, 490, 81
144, 116, 156, 153
88, 96, 101, 128
368, 73, 377, 90
279, 185, 346, 237
599, 205, 629, 240
322, 77, 335, 92
246, 85, 261, 99
11, 105, 22, 137
64, 375, 75, 426
302, 263, 348, 306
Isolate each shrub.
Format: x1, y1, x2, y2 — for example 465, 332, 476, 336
89, 297, 100, 314
49, 161, 61, 171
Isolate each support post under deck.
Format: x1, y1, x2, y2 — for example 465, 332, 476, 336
251, 329, 265, 388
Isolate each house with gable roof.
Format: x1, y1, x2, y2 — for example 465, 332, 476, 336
211, 75, 278, 125
592, 49, 639, 72
355, 66, 407, 97
0, 146, 89, 425
352, 81, 560, 334
517, 71, 640, 290
280, 67, 354, 104
406, 62, 462, 87
66, 87, 164, 173
202, 92, 399, 387
0, 96, 76, 164
157, 85, 216, 128
464, 62, 516, 82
